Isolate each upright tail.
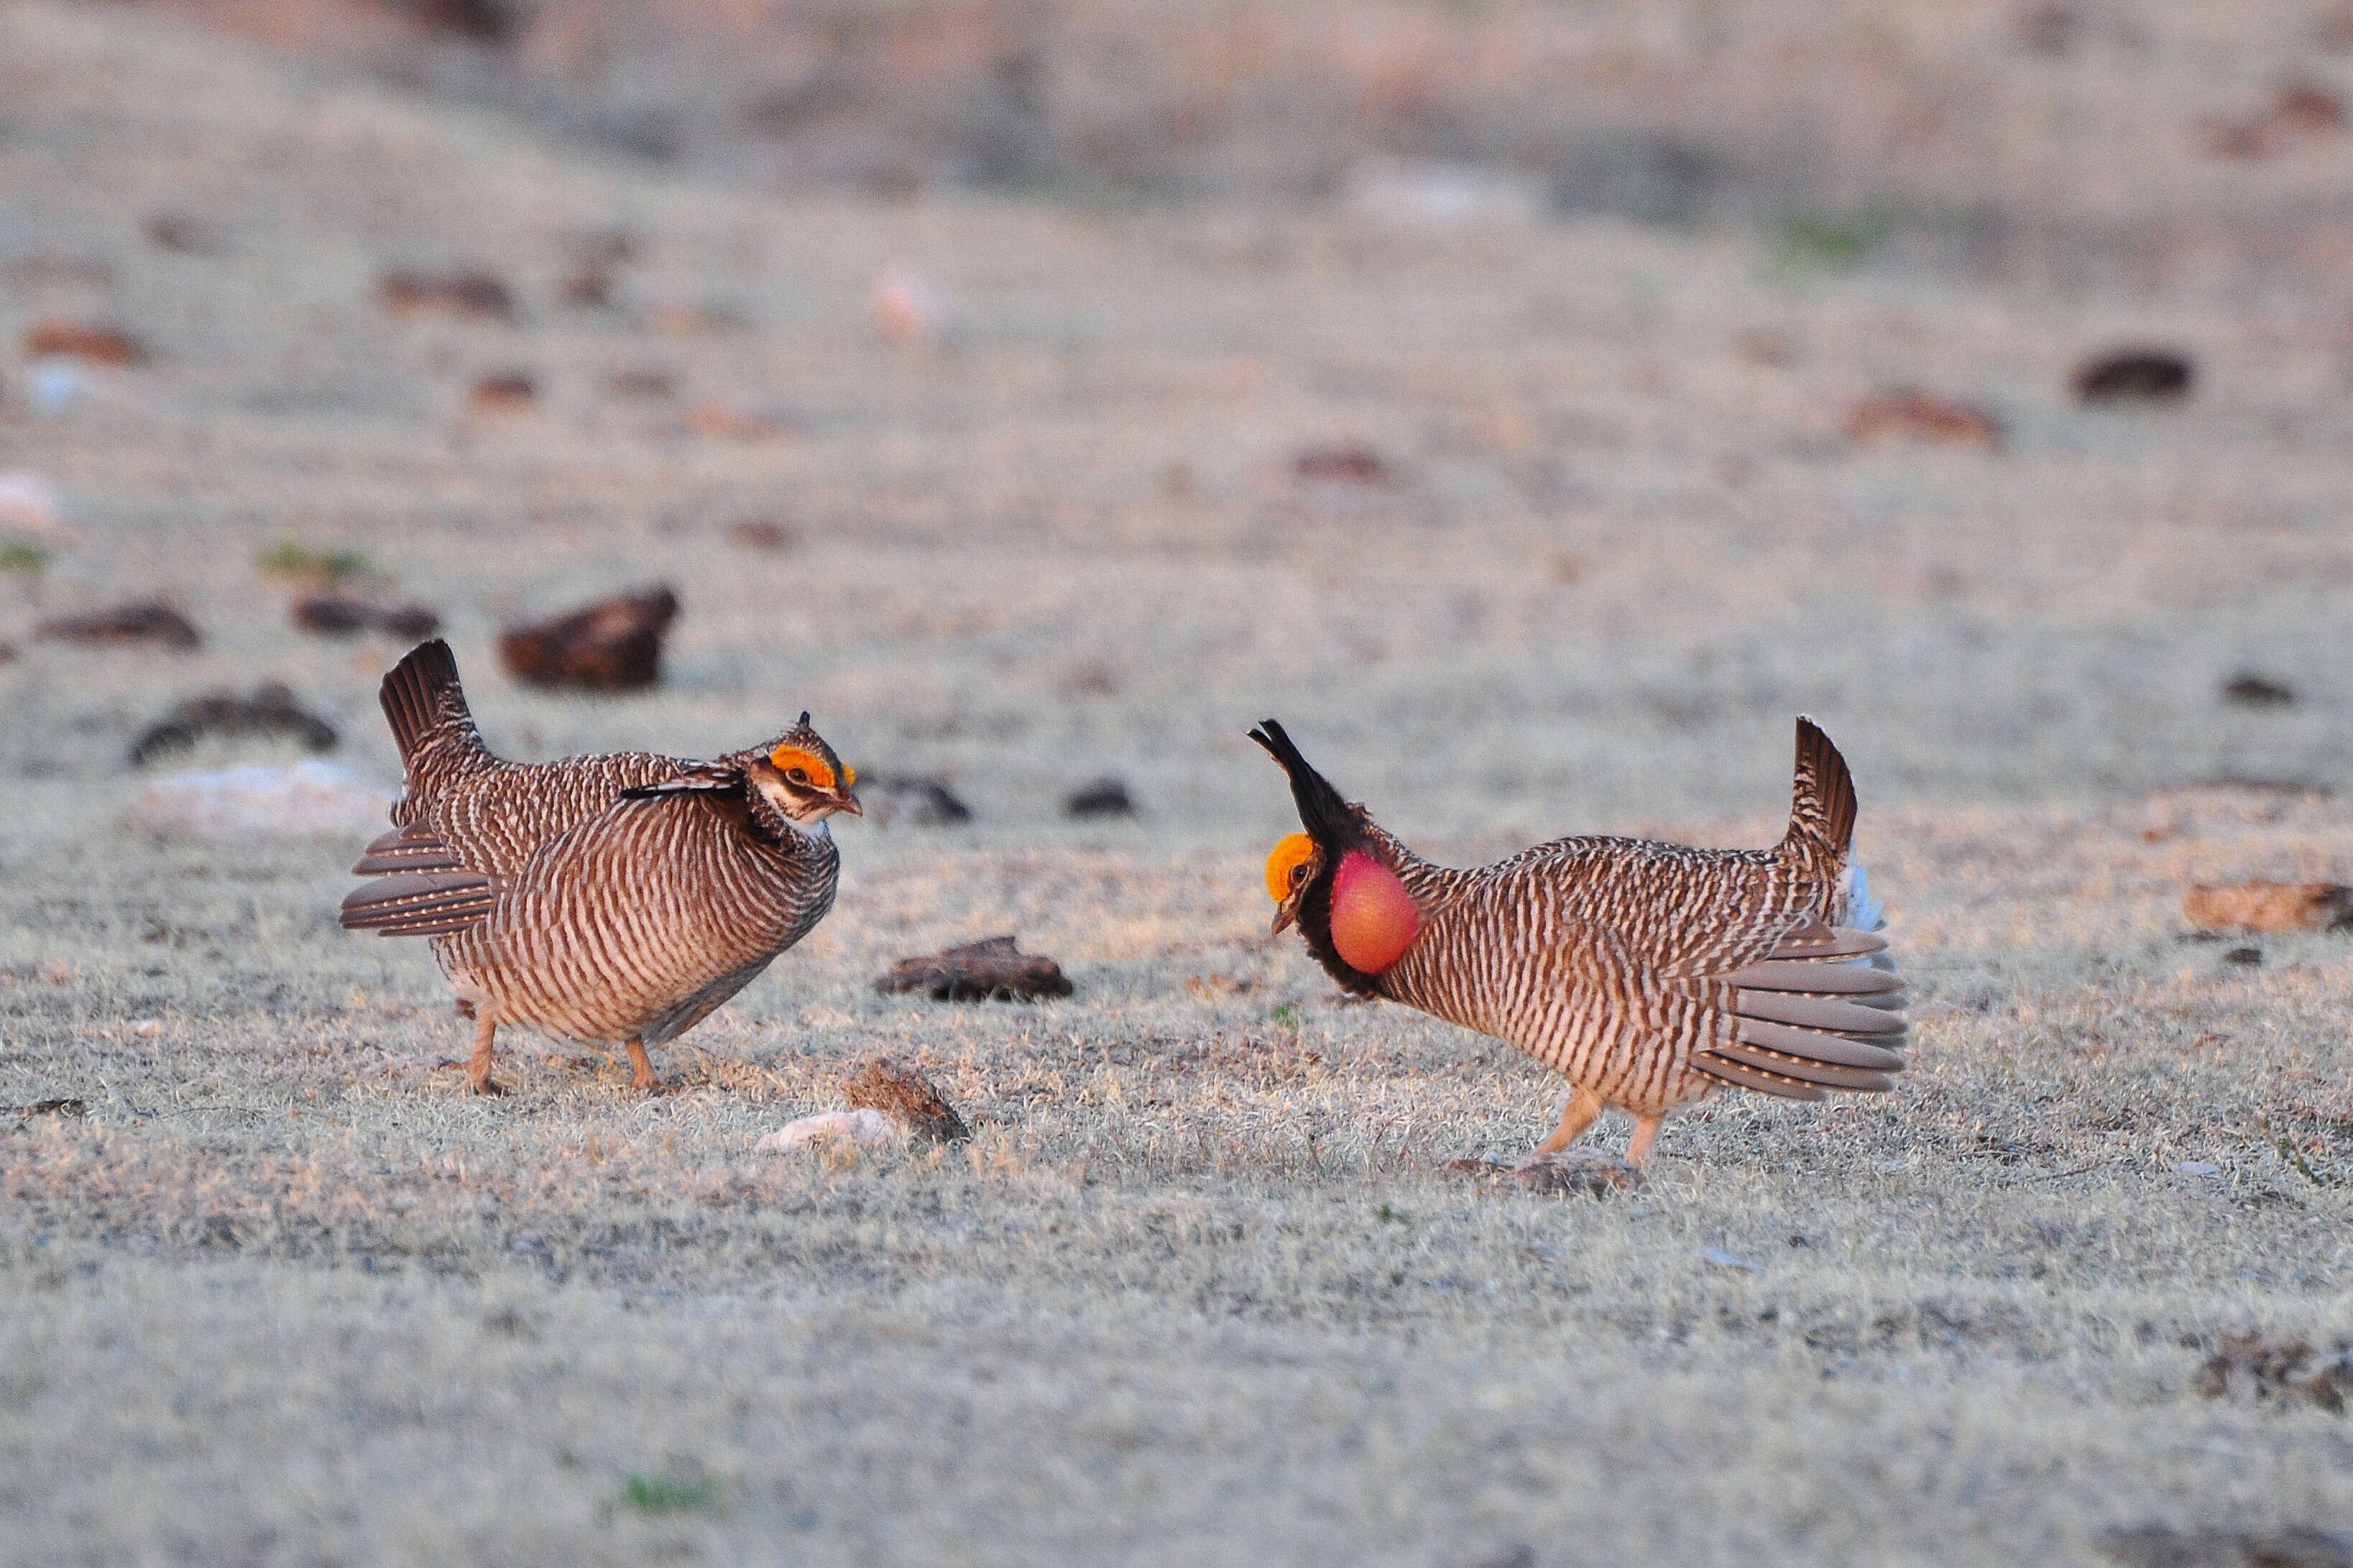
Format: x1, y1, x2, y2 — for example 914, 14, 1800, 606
1782, 716, 1858, 875
379, 639, 486, 774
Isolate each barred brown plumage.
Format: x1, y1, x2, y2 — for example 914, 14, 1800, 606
341, 640, 860, 1094
1253, 716, 1906, 1171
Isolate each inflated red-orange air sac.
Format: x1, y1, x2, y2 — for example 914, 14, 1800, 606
1330, 852, 1419, 973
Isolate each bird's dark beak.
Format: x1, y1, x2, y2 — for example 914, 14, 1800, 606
834, 790, 863, 818
1271, 905, 1297, 936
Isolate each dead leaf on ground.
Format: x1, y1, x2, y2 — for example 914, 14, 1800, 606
128, 684, 339, 765
378, 267, 515, 320
498, 585, 677, 691
2075, 349, 2193, 405
1846, 388, 2004, 448
23, 320, 147, 366
35, 601, 200, 650
1291, 443, 1393, 485
2222, 673, 2296, 708
844, 1058, 970, 1141
875, 936, 1072, 1002
468, 372, 536, 412
2196, 1332, 2353, 1413
1064, 778, 1135, 818
2185, 882, 2353, 934
2099, 1526, 2353, 1568
725, 520, 795, 552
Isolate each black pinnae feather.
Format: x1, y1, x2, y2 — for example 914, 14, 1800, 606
1248, 720, 1359, 847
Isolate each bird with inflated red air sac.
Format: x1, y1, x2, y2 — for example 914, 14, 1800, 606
339, 640, 860, 1095
1253, 717, 1905, 1179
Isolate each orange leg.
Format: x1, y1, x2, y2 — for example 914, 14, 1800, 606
1625, 1113, 1664, 1166
1534, 1085, 1604, 1156
467, 1014, 506, 1097
626, 1038, 660, 1093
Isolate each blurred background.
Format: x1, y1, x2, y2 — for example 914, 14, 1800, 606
3, 0, 2352, 854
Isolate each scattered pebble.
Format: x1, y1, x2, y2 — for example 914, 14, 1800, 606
2185, 881, 2353, 933
2221, 672, 2296, 707
36, 601, 201, 650
1064, 777, 1135, 819
2073, 349, 2193, 405
498, 585, 678, 691
132, 1018, 162, 1038
843, 1058, 970, 1142
126, 760, 392, 842
1701, 1246, 1764, 1273
757, 1109, 902, 1153
23, 320, 147, 366
377, 267, 515, 320
1845, 388, 2004, 449
856, 775, 972, 827
2176, 1161, 2220, 1176
725, 520, 796, 552
129, 683, 340, 765
875, 936, 1072, 1002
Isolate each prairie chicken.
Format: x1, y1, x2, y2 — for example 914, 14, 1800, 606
1253, 717, 1904, 1171
341, 640, 860, 1094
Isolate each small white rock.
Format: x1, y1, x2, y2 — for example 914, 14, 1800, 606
132, 1018, 162, 1038
1342, 156, 1549, 230
128, 760, 394, 843
757, 1109, 902, 1153
1701, 1246, 1764, 1273
2177, 1161, 2221, 1176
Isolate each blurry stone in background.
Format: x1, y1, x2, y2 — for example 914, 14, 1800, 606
128, 684, 339, 765
855, 775, 973, 828
2184, 882, 2353, 934
36, 600, 201, 650
497, 584, 678, 691
875, 936, 1073, 1002
1845, 388, 2004, 450
2073, 349, 2193, 405
22, 320, 147, 366
377, 266, 515, 320
1064, 778, 1134, 819
604, 367, 674, 400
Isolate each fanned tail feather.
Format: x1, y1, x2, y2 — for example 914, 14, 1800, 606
1693, 913, 1908, 1100
379, 638, 484, 772
339, 868, 497, 936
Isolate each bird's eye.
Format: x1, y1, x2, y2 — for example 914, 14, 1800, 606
786, 767, 810, 784
1291, 864, 1311, 888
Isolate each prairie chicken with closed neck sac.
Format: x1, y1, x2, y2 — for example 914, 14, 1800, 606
341, 640, 860, 1094
1253, 717, 1904, 1171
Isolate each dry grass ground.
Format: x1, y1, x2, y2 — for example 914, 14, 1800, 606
4, 4, 2353, 1563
